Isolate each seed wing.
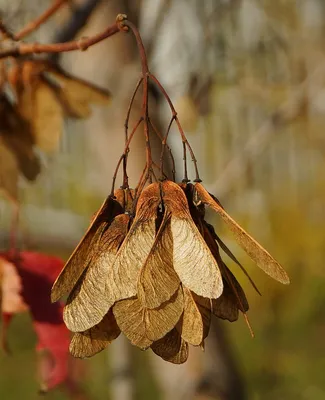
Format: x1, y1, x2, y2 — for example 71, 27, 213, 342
151, 328, 188, 364
212, 265, 249, 322
177, 287, 211, 346
113, 286, 183, 349
161, 180, 223, 299
69, 310, 120, 358
64, 214, 129, 332
195, 183, 290, 284
106, 183, 160, 302
51, 196, 122, 302
138, 212, 180, 309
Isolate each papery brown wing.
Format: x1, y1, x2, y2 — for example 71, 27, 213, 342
177, 287, 211, 346
51, 196, 123, 302
212, 265, 249, 322
69, 310, 120, 358
161, 180, 223, 299
18, 79, 63, 153
113, 286, 184, 349
151, 327, 188, 364
0, 95, 40, 181
45, 66, 110, 119
64, 214, 129, 332
105, 183, 161, 302
195, 183, 290, 284
138, 211, 180, 309
0, 138, 19, 200
204, 221, 260, 296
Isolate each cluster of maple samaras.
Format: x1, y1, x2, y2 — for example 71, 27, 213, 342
0, 59, 110, 200
51, 180, 289, 364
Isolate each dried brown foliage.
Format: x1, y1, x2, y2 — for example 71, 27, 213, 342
0, 57, 110, 200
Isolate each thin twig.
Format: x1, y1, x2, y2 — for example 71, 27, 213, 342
15, 0, 68, 40
0, 20, 15, 40
122, 20, 152, 182
111, 117, 144, 196
149, 73, 201, 182
149, 117, 176, 181
123, 77, 144, 188
0, 14, 128, 59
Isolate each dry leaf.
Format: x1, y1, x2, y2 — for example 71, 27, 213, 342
151, 327, 189, 364
113, 286, 184, 349
195, 183, 290, 284
206, 223, 261, 295
177, 287, 211, 346
212, 262, 249, 322
138, 211, 180, 308
46, 66, 111, 119
64, 214, 129, 332
203, 223, 249, 320
105, 183, 161, 302
0, 95, 40, 181
51, 195, 123, 303
161, 180, 223, 299
0, 257, 28, 314
0, 137, 19, 200
18, 78, 63, 153
69, 310, 120, 358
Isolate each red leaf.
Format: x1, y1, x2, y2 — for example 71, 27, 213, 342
0, 251, 71, 391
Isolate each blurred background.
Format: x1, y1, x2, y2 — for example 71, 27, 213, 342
0, 0, 325, 399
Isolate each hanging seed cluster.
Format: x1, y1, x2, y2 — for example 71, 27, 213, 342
51, 14, 289, 364
52, 180, 289, 364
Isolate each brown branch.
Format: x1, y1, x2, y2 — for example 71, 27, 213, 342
0, 19, 15, 40
0, 14, 128, 59
0, 20, 124, 59
14, 0, 68, 40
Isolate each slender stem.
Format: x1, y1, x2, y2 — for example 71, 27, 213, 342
0, 20, 15, 40
110, 117, 143, 196
123, 77, 143, 188
149, 73, 201, 182
152, 161, 168, 179
122, 21, 149, 76
15, 0, 68, 40
150, 116, 176, 181
122, 20, 152, 182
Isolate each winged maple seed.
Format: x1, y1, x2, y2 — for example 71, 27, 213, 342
6, 59, 111, 153
52, 179, 289, 364
0, 58, 110, 201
